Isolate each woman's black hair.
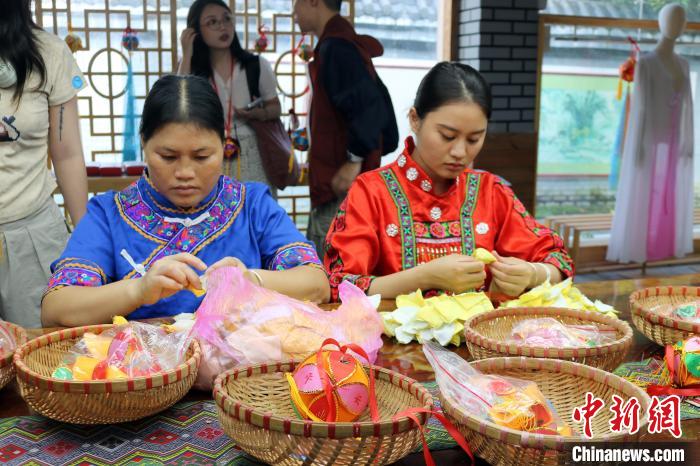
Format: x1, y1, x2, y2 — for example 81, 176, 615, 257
0, 0, 47, 103
187, 0, 255, 80
140, 75, 225, 142
413, 62, 492, 119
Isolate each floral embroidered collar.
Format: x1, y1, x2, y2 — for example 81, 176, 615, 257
395, 136, 461, 197
116, 175, 244, 245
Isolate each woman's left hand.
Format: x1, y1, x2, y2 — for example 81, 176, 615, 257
488, 251, 536, 297
234, 107, 263, 121
205, 257, 261, 286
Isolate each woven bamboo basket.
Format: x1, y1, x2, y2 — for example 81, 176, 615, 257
630, 286, 700, 346
0, 321, 27, 390
464, 307, 633, 371
440, 357, 651, 466
214, 362, 433, 466
13, 324, 201, 424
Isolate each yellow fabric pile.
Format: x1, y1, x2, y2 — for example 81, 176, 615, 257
383, 278, 618, 346
381, 290, 494, 345
499, 278, 618, 317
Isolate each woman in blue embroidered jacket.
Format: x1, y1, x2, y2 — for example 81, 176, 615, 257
42, 75, 329, 327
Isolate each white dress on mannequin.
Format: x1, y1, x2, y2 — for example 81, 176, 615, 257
607, 51, 694, 263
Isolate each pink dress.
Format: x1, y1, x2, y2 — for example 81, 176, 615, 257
607, 51, 694, 263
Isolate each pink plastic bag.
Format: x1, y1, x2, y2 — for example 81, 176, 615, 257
189, 267, 384, 390
0, 321, 16, 358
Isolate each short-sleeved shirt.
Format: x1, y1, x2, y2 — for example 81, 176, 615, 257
211, 56, 277, 137
46, 175, 322, 319
0, 29, 87, 224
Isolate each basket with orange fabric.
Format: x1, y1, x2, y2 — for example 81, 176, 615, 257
439, 357, 651, 466
213, 339, 473, 466
13, 324, 201, 424
0, 320, 27, 390
463, 307, 633, 371
630, 286, 700, 346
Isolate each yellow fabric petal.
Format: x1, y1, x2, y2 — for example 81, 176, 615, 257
112, 316, 128, 326
473, 248, 497, 264
396, 289, 425, 308
380, 313, 399, 337
417, 305, 446, 328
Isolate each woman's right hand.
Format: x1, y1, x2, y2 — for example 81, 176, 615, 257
418, 254, 486, 293
134, 253, 207, 306
180, 28, 197, 59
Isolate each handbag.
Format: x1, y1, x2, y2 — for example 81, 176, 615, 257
244, 56, 301, 190
247, 117, 301, 190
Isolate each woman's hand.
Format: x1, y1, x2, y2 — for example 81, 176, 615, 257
135, 253, 206, 306
489, 251, 536, 297
180, 28, 197, 59
234, 106, 265, 121
418, 254, 486, 293
205, 257, 262, 286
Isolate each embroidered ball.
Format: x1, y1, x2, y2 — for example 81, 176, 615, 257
64, 32, 83, 53
254, 36, 268, 53
286, 349, 370, 422
291, 128, 309, 151
121, 28, 139, 52
665, 336, 700, 388
298, 44, 313, 62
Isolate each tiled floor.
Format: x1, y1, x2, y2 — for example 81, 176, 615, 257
575, 262, 700, 283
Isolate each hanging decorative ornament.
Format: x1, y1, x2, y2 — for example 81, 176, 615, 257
224, 136, 240, 159
64, 29, 84, 53
121, 27, 140, 162
0, 59, 17, 89
287, 109, 309, 152
121, 27, 140, 52
254, 24, 269, 53
297, 43, 313, 62
616, 36, 639, 100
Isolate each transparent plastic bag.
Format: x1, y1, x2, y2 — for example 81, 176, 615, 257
423, 342, 573, 435
51, 320, 191, 381
670, 301, 700, 323
506, 317, 616, 348
190, 267, 384, 390
0, 321, 16, 357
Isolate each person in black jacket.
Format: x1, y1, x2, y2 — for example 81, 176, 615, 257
293, 0, 398, 255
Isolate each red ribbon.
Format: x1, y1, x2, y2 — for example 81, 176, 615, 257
646, 344, 700, 397
314, 339, 474, 464
394, 407, 475, 466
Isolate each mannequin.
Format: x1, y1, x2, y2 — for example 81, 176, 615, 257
656, 3, 687, 89
607, 3, 694, 264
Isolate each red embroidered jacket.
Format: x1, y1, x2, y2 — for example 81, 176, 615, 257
323, 137, 574, 301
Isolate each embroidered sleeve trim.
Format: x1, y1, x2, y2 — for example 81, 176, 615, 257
267, 241, 322, 271
45, 259, 106, 297
329, 269, 376, 302
544, 251, 575, 278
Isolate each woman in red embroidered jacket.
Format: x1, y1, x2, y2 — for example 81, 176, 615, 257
323, 62, 574, 301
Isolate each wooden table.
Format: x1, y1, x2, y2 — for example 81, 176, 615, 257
2, 273, 699, 464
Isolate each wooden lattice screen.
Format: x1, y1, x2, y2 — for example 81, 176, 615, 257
34, 0, 354, 161
35, 0, 355, 230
